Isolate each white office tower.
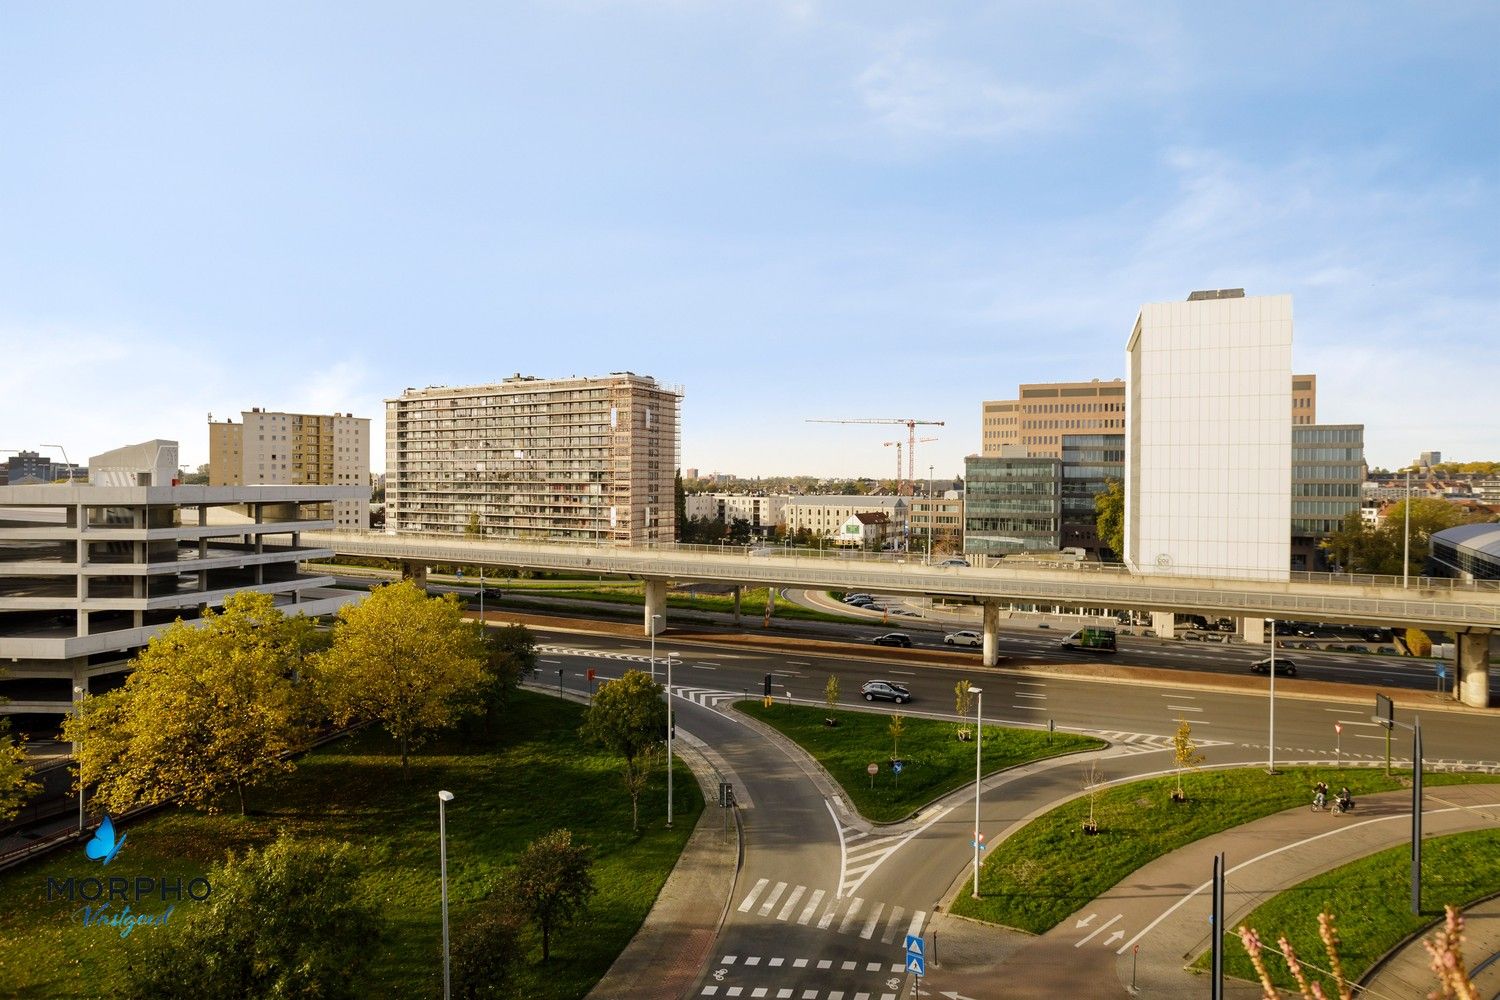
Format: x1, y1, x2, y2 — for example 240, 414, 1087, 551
1125, 289, 1292, 581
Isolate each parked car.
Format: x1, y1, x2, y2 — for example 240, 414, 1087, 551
1183, 631, 1203, 641
861, 680, 911, 704
937, 558, 970, 568
842, 593, 873, 604
1250, 657, 1297, 676
871, 633, 913, 648
848, 598, 877, 608
944, 630, 982, 647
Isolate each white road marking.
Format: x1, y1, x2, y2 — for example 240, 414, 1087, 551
745, 956, 761, 966
861, 902, 885, 940
817, 906, 837, 930
1166, 705, 1203, 712
737, 878, 769, 913
838, 898, 865, 934
1015, 693, 1047, 699
798, 889, 825, 925
817, 959, 832, 969
758, 882, 788, 917
787, 660, 811, 666
907, 910, 926, 938
793, 958, 808, 968
720, 955, 737, 964
1011, 704, 1048, 711
880, 905, 906, 944
826, 799, 848, 898
751, 990, 767, 998
777, 885, 806, 922
691, 664, 718, 670
1018, 680, 1047, 686
890, 670, 916, 675
1075, 913, 1121, 947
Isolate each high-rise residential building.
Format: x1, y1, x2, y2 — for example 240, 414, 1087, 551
209, 408, 370, 530
0, 440, 363, 731
385, 373, 682, 545
1291, 424, 1366, 570
963, 450, 1062, 557
1125, 288, 1292, 581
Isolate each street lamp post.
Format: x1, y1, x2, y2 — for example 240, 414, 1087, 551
1268, 621, 1277, 774
73, 684, 85, 832
666, 653, 679, 828
1403, 467, 1413, 589
438, 790, 455, 1000
971, 685, 983, 899
650, 614, 663, 681
41, 443, 73, 483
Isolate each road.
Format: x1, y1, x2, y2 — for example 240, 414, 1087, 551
528, 623, 1500, 999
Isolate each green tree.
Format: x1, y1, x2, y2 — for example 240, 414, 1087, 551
1323, 499, 1489, 575
579, 669, 667, 830
501, 828, 596, 963
312, 580, 488, 778
452, 900, 524, 1000
1171, 718, 1205, 800
0, 718, 40, 822
954, 680, 974, 740
62, 592, 318, 816
469, 624, 537, 736
465, 513, 481, 539
119, 835, 382, 1000
1405, 628, 1433, 658
889, 713, 905, 760
824, 675, 840, 714
674, 468, 686, 542
1094, 478, 1124, 560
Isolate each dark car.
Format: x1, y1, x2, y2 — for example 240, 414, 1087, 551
872, 632, 912, 648
861, 680, 911, 704
1250, 657, 1296, 677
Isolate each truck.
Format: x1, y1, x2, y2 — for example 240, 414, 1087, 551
1060, 627, 1117, 654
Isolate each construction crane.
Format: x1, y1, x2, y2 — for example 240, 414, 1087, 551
882, 441, 902, 488
807, 417, 946, 495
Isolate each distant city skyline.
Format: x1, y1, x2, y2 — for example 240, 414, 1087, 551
3, 5, 1496, 477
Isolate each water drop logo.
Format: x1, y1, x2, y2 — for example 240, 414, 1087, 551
85, 815, 127, 866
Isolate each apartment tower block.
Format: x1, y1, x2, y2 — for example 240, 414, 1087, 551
385, 373, 682, 545
209, 409, 371, 529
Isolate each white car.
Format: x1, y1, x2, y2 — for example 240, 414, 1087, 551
944, 630, 981, 647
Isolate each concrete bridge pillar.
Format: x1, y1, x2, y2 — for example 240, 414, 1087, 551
1241, 617, 1266, 645
982, 601, 1001, 667
401, 562, 427, 588
1456, 630, 1491, 708
1152, 611, 1176, 639
644, 578, 668, 636
732, 586, 742, 625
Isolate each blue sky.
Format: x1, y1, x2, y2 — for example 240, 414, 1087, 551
3, 3, 1496, 478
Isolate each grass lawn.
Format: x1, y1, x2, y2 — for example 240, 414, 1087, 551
738, 701, 1104, 823
1200, 829, 1500, 991
948, 767, 1500, 934
0, 690, 701, 999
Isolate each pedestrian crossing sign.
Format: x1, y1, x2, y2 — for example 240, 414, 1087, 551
907, 954, 925, 976
904, 935, 924, 955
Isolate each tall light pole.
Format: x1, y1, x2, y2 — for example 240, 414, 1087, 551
41, 443, 73, 483
73, 684, 86, 832
650, 614, 663, 681
1403, 466, 1413, 589
666, 652, 679, 828
970, 685, 983, 899
1267, 621, 1277, 774
438, 790, 455, 1000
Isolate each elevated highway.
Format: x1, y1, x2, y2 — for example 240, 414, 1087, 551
307, 531, 1498, 706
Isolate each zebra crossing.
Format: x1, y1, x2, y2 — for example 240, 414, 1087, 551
734, 878, 926, 945
538, 643, 653, 664
1081, 729, 1232, 753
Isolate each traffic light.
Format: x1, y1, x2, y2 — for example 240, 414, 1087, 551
763, 673, 773, 696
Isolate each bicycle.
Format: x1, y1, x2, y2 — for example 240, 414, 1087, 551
1312, 791, 1326, 812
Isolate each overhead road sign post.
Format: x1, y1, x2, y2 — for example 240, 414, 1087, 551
1375, 693, 1394, 775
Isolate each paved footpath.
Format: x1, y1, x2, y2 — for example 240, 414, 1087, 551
927, 782, 1500, 998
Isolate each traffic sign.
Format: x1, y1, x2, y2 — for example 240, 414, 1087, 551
867, 763, 879, 776
906, 954, 925, 977
587, 668, 596, 682
891, 760, 905, 774
1335, 722, 1342, 734
904, 934, 924, 955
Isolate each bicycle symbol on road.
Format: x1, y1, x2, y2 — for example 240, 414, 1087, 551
714, 969, 727, 982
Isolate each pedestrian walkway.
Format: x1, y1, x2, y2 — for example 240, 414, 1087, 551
1363, 890, 1500, 998
584, 735, 740, 1000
